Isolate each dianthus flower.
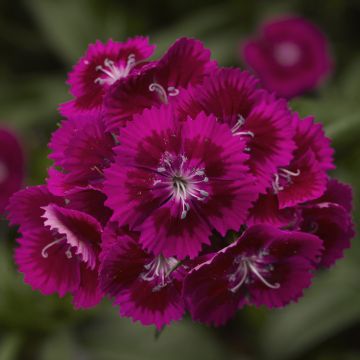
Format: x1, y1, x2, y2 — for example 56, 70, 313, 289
241, 16, 333, 98
0, 127, 24, 213
6, 36, 354, 329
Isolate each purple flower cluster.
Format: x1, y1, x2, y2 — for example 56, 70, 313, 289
7, 37, 354, 329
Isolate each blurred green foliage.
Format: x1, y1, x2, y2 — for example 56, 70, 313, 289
1, 0, 360, 359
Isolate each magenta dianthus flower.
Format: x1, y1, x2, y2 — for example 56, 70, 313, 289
104, 104, 259, 259
241, 16, 333, 98
6, 36, 354, 329
7, 186, 103, 308
60, 37, 155, 116
183, 225, 323, 326
0, 128, 24, 213
100, 223, 186, 329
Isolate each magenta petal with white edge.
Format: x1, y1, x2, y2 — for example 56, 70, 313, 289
100, 223, 185, 329
15, 230, 80, 297
42, 204, 102, 270
60, 37, 155, 116
104, 105, 260, 259
300, 203, 354, 268
184, 225, 323, 325
6, 185, 64, 232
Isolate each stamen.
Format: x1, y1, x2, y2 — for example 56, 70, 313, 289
231, 115, 246, 133
280, 168, 301, 177
229, 258, 280, 293
154, 153, 210, 219
229, 262, 248, 293
91, 165, 104, 175
149, 83, 168, 104
233, 130, 255, 138
272, 173, 284, 194
272, 168, 301, 193
65, 246, 73, 259
247, 261, 280, 289
95, 54, 136, 86
167, 86, 180, 96
41, 237, 66, 258
141, 256, 179, 291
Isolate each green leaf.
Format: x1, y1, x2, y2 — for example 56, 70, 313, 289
76, 307, 232, 360
25, 0, 125, 64
259, 259, 360, 360
0, 334, 22, 360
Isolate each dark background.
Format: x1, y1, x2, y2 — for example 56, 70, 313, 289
1, 0, 360, 359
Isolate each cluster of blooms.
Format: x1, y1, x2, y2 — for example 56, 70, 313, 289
0, 127, 24, 214
7, 36, 354, 329
241, 16, 333, 99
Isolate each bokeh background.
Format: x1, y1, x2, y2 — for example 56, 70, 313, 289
1, 0, 360, 359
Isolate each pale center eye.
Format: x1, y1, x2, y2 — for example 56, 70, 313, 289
273, 42, 301, 67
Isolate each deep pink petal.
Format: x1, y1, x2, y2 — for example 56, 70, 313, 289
100, 223, 185, 329
300, 203, 354, 268
42, 204, 102, 270
14, 230, 80, 297
277, 149, 327, 208
72, 262, 103, 309
6, 185, 64, 232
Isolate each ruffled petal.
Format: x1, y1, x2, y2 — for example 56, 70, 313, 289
14, 229, 80, 297
310, 178, 353, 212
72, 262, 103, 309
6, 185, 64, 232
47, 115, 115, 196
100, 223, 185, 329
277, 149, 327, 208
247, 192, 298, 227
42, 204, 102, 270
300, 203, 354, 268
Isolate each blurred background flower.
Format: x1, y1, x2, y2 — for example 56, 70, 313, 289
1, 1, 360, 359
0, 128, 24, 213
241, 15, 333, 98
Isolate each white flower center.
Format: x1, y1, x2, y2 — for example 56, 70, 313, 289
154, 152, 209, 219
228, 253, 280, 293
95, 54, 136, 86
273, 42, 301, 67
141, 255, 179, 292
